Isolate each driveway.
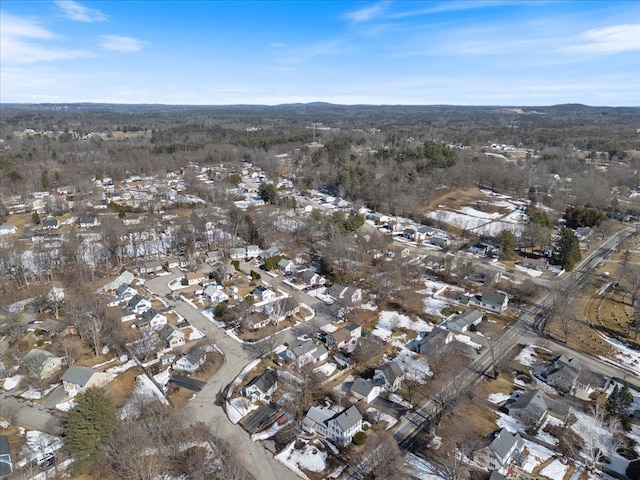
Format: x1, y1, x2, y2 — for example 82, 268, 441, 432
0, 391, 59, 434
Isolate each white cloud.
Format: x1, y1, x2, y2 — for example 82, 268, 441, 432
100, 35, 145, 52
54, 0, 108, 22
563, 23, 640, 54
268, 42, 286, 48
344, 1, 388, 22
0, 12, 90, 64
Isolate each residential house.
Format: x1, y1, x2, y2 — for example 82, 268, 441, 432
469, 242, 498, 256
79, 215, 99, 228
23, 349, 64, 378
350, 378, 381, 403
430, 236, 449, 248
178, 255, 189, 268
0, 435, 12, 477
345, 323, 362, 339
117, 283, 138, 301
165, 257, 180, 269
128, 294, 152, 314
277, 258, 297, 274
158, 353, 176, 366
61, 366, 113, 395
174, 347, 207, 373
158, 324, 186, 350
140, 260, 164, 274
303, 405, 363, 447
267, 297, 300, 322
286, 340, 329, 369
298, 269, 326, 286
41, 217, 59, 230
539, 355, 608, 398
403, 228, 417, 240
203, 285, 229, 306
107, 296, 123, 307
260, 246, 281, 259
242, 370, 278, 401
327, 283, 362, 304
373, 362, 405, 392
418, 327, 453, 357
475, 429, 526, 473
99, 270, 135, 293
246, 245, 261, 258
245, 312, 271, 330
230, 247, 246, 260
204, 250, 223, 264
133, 309, 167, 331
183, 271, 206, 286
444, 310, 484, 333
250, 286, 276, 303
508, 389, 568, 426
461, 291, 509, 314
326, 327, 358, 350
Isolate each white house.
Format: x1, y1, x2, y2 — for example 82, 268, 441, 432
250, 286, 276, 303
183, 271, 206, 286
158, 324, 186, 350
134, 309, 167, 331
174, 347, 207, 373
230, 247, 245, 260
203, 285, 229, 305
116, 283, 138, 301
303, 405, 363, 447
246, 245, 261, 258
286, 340, 328, 369
128, 294, 152, 314
277, 258, 297, 274
0, 225, 17, 236
444, 310, 484, 333
242, 370, 278, 401
350, 378, 381, 403
462, 291, 509, 314
373, 362, 405, 392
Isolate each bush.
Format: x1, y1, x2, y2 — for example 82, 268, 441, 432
231, 260, 240, 270
352, 431, 367, 446
250, 270, 261, 280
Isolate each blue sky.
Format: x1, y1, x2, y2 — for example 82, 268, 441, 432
1, 1, 639, 105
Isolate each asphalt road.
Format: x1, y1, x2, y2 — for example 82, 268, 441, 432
144, 268, 339, 480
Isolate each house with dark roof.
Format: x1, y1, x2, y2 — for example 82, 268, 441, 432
133, 309, 167, 331
250, 286, 276, 303
418, 327, 453, 357
174, 347, 207, 373
260, 246, 281, 259
0, 435, 12, 477
230, 247, 246, 260
373, 362, 405, 392
128, 294, 152, 314
444, 310, 484, 333
242, 370, 278, 401
303, 405, 363, 446
327, 283, 362, 304
539, 354, 609, 398
508, 389, 568, 426
117, 283, 138, 301
79, 215, 99, 228
61, 366, 113, 395
41, 217, 59, 230
277, 258, 297, 274
158, 324, 186, 350
140, 259, 164, 274
350, 378, 380, 403
326, 327, 355, 350
460, 291, 509, 314
475, 429, 526, 473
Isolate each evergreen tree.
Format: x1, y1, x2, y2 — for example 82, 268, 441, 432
557, 227, 581, 271
41, 168, 49, 190
497, 230, 516, 260
63, 388, 119, 474
606, 383, 633, 417
258, 182, 278, 204
31, 211, 41, 225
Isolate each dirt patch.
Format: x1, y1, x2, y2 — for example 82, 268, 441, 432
426, 187, 488, 212
106, 368, 140, 408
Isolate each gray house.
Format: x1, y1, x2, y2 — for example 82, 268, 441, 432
539, 355, 608, 398
508, 389, 567, 426
373, 362, 405, 392
418, 328, 453, 357
476, 429, 526, 473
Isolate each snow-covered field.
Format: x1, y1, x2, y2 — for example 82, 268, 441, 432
488, 392, 511, 404
373, 311, 432, 340
521, 439, 556, 473
16, 430, 63, 467
598, 334, 640, 376
187, 325, 205, 340
425, 190, 527, 236
313, 362, 337, 376
453, 334, 482, 350
514, 344, 549, 367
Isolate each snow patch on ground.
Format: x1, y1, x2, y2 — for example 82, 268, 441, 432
373, 311, 432, 339
2, 374, 23, 390
360, 302, 378, 311
16, 430, 63, 468
275, 441, 327, 479
540, 459, 569, 479
188, 325, 205, 340
521, 439, 555, 473
227, 397, 258, 424
454, 334, 482, 350
598, 334, 640, 376
365, 407, 397, 429
496, 411, 525, 434
55, 398, 76, 411
313, 362, 337, 376
403, 452, 449, 479
20, 384, 57, 400
121, 373, 168, 419
106, 358, 137, 374
394, 349, 432, 383
514, 344, 549, 367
